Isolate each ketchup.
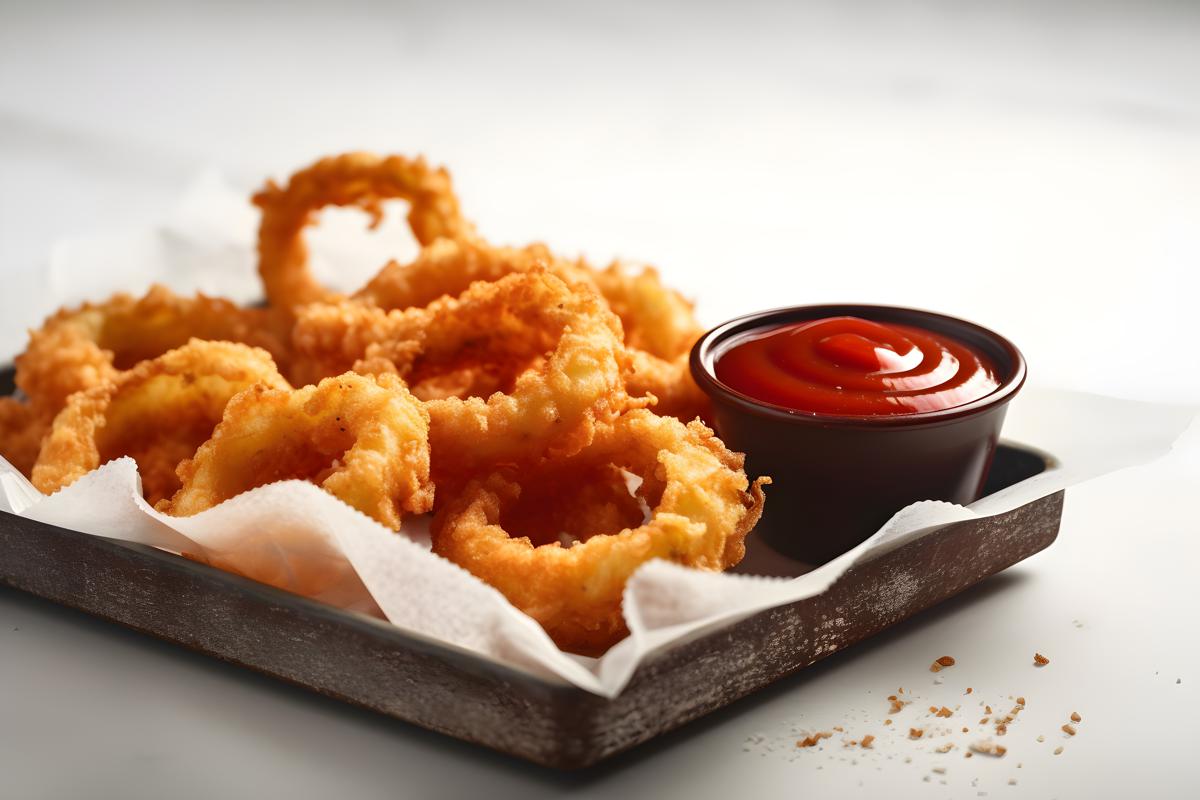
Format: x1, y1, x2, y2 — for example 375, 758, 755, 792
714, 316, 1001, 416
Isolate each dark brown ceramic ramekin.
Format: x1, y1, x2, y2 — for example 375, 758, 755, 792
690, 304, 1026, 564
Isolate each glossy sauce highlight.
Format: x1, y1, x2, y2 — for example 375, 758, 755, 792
713, 316, 1000, 416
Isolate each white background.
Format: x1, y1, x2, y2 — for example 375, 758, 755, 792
1, 1, 1198, 798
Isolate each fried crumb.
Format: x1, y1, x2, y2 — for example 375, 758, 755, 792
985, 705, 993, 714
980, 717, 990, 725
966, 687, 973, 695
965, 752, 973, 758
1070, 711, 1081, 723
1062, 724, 1076, 736
1009, 778, 1017, 786
936, 743, 955, 753
1016, 697, 1025, 706
929, 705, 939, 713
931, 656, 956, 672
909, 728, 924, 739
1034, 653, 1050, 666
962, 727, 969, 733
1054, 746, 1064, 755
796, 731, 833, 748
970, 740, 1008, 757
834, 726, 844, 733
936, 706, 953, 718
932, 766, 947, 774
1037, 735, 1045, 743
888, 695, 908, 714
885, 719, 892, 725
996, 724, 1008, 736
861, 735, 875, 749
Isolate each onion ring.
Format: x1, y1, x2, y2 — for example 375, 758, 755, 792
163, 371, 433, 530
0, 397, 46, 476
254, 152, 474, 310
431, 409, 768, 655
31, 340, 289, 504
15, 284, 289, 421
349, 270, 639, 481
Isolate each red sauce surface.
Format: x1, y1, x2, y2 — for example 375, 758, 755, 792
714, 316, 1001, 416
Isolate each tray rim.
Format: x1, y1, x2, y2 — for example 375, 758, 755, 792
0, 440, 1058, 699
0, 506, 579, 693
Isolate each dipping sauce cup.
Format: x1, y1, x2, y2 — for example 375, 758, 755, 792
690, 304, 1026, 564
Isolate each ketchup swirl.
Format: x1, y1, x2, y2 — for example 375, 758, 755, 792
714, 316, 1001, 416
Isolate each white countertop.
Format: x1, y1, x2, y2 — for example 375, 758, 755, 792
1, 2, 1198, 797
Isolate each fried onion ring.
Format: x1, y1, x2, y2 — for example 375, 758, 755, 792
0, 397, 46, 476
348, 271, 639, 481
31, 340, 289, 504
431, 409, 768, 655
16, 284, 290, 420
254, 152, 474, 310
163, 372, 433, 530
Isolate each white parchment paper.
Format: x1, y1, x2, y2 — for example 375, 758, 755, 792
2, 175, 1195, 697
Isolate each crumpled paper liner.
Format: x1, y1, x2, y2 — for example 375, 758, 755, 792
2, 175, 1195, 697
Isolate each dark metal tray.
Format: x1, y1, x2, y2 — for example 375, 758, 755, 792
0, 414, 1061, 770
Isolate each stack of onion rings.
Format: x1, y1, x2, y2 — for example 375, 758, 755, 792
253, 152, 709, 422
0, 151, 771, 658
